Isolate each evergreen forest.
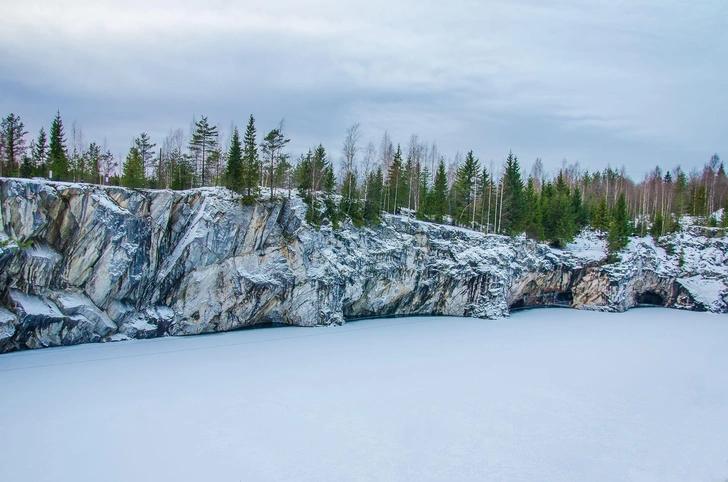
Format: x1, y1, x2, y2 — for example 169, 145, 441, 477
2, 111, 726, 254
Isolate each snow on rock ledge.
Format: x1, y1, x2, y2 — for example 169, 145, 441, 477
0, 178, 725, 353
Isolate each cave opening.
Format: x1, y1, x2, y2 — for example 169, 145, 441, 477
637, 291, 664, 306
510, 298, 525, 310
556, 291, 574, 303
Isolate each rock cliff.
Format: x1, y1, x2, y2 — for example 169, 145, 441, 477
0, 179, 726, 353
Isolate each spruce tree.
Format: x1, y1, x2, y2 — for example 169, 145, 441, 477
692, 185, 707, 217
650, 211, 664, 238
544, 173, 576, 247
501, 151, 525, 234
241, 115, 259, 198
1, 113, 28, 177
431, 159, 449, 224
170, 150, 194, 190
540, 182, 554, 238
591, 197, 610, 231
86, 142, 101, 184
607, 193, 630, 253
225, 127, 243, 192
121, 147, 146, 188
572, 187, 588, 229
386, 145, 406, 213
417, 166, 431, 219
48, 111, 69, 180
523, 177, 543, 240
363, 167, 383, 223
452, 150, 480, 227
323, 162, 336, 194
31, 127, 48, 176
20, 154, 33, 178
340, 171, 362, 223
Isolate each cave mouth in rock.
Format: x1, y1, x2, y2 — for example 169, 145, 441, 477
556, 291, 574, 303
637, 291, 664, 306
510, 298, 525, 310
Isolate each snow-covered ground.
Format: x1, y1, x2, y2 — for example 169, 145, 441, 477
1, 309, 727, 482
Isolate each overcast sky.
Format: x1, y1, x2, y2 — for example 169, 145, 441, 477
1, 0, 726, 179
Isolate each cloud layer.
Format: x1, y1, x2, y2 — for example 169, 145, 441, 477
1, 0, 726, 177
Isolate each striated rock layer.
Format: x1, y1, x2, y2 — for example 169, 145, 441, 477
0, 178, 726, 353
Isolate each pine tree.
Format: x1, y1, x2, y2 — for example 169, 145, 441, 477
501, 150, 525, 235
133, 133, 156, 180
1, 113, 28, 177
48, 111, 70, 181
121, 147, 146, 188
260, 126, 290, 200
607, 193, 630, 253
225, 127, 243, 192
241, 115, 259, 198
189, 116, 218, 186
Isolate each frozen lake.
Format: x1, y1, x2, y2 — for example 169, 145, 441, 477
1, 308, 727, 481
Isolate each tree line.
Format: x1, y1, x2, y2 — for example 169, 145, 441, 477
2, 112, 726, 252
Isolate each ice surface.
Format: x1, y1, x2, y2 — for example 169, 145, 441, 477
0, 309, 726, 481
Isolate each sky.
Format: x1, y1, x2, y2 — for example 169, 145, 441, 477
1, 0, 726, 179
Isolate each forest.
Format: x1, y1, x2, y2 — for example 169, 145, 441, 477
2, 111, 726, 253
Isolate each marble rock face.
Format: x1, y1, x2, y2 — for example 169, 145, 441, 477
0, 179, 725, 353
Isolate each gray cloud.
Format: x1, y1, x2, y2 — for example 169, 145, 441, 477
1, 0, 726, 178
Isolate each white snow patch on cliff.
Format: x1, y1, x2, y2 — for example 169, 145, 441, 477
677, 277, 727, 311
92, 192, 131, 216
562, 230, 607, 262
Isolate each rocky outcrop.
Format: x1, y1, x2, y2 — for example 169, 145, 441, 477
0, 179, 725, 353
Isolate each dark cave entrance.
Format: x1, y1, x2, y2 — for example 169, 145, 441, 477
637, 291, 664, 306
555, 291, 574, 304
509, 291, 574, 311
510, 298, 525, 310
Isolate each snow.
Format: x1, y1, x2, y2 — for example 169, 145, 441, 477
8, 290, 63, 318
561, 230, 607, 262
26, 243, 62, 261
92, 191, 131, 216
1, 309, 727, 482
677, 276, 727, 311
